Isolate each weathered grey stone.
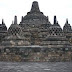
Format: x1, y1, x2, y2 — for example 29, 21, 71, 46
0, 1, 72, 62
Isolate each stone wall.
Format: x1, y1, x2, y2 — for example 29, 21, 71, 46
0, 47, 72, 62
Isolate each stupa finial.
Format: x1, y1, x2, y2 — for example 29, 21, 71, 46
2, 19, 5, 24
14, 16, 17, 24
54, 16, 57, 24
66, 18, 68, 24
30, 1, 40, 12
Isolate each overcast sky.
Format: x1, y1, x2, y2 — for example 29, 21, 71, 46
0, 0, 72, 28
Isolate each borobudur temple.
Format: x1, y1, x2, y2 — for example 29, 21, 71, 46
0, 1, 72, 62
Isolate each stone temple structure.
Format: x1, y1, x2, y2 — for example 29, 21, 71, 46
0, 1, 72, 61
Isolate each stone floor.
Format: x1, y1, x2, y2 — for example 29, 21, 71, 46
0, 62, 72, 72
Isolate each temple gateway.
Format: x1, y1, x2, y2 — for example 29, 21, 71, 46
0, 1, 72, 61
